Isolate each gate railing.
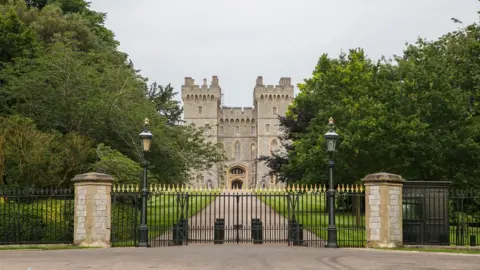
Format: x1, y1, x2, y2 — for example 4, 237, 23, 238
111, 184, 366, 248
402, 182, 480, 247
259, 184, 365, 247
0, 187, 74, 245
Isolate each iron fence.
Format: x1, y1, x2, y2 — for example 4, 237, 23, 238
110, 184, 366, 248
0, 187, 74, 245
402, 182, 480, 246
449, 190, 480, 246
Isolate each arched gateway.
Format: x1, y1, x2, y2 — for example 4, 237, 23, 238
228, 165, 246, 189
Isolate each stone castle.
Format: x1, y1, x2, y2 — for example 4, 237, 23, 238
181, 76, 294, 189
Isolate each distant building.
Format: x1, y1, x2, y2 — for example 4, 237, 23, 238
181, 76, 294, 189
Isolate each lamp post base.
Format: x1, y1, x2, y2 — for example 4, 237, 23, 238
326, 226, 338, 248
138, 226, 150, 247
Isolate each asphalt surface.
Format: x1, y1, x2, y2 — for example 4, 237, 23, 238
1, 245, 479, 270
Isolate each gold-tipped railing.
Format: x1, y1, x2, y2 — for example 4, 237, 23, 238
111, 183, 364, 194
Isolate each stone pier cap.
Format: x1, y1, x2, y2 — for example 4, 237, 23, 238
363, 172, 405, 184
72, 172, 115, 183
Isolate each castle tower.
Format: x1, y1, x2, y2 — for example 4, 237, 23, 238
181, 76, 222, 188
254, 76, 294, 187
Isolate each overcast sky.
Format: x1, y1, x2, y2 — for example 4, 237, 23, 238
89, 0, 479, 107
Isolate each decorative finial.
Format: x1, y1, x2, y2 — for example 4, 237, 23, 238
144, 117, 150, 127
327, 117, 335, 130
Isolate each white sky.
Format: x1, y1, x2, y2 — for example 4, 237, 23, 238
89, 0, 479, 107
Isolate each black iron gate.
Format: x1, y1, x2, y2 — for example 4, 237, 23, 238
111, 184, 366, 248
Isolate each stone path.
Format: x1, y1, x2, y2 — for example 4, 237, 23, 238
154, 192, 325, 247
1, 245, 480, 270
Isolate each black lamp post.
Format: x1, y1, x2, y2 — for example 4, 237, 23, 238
138, 117, 153, 247
324, 117, 339, 248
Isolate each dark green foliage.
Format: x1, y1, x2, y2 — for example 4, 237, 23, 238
111, 202, 140, 245
263, 16, 480, 189
0, 200, 74, 244
0, 0, 224, 187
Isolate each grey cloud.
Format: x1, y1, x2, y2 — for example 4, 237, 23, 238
90, 0, 479, 106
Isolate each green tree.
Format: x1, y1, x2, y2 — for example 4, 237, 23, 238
0, 7, 39, 66
0, 115, 93, 187
147, 82, 183, 125
263, 17, 480, 189
0, 0, 225, 187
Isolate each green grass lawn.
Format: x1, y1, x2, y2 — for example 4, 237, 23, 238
259, 193, 366, 247
112, 192, 217, 247
449, 226, 480, 246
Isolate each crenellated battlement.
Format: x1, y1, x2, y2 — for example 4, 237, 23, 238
219, 106, 255, 118
253, 76, 294, 102
181, 76, 222, 100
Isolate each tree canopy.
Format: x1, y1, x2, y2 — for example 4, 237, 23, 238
262, 15, 480, 189
0, 0, 224, 187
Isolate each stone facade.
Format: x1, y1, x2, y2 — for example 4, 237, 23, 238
363, 172, 404, 248
72, 172, 114, 247
181, 76, 294, 189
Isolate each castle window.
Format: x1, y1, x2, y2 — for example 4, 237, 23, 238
235, 126, 240, 135
266, 124, 270, 133
273, 107, 277, 115
251, 144, 256, 160
217, 143, 224, 153
234, 141, 241, 160
251, 126, 256, 135
270, 139, 278, 155
219, 126, 224, 135
198, 106, 203, 115
196, 174, 204, 183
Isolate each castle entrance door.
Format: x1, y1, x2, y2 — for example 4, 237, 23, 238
231, 179, 243, 189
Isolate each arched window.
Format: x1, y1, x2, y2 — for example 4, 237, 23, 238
270, 139, 278, 155
251, 144, 256, 160
217, 143, 224, 154
229, 166, 245, 175
251, 126, 256, 135
196, 174, 204, 183
219, 126, 224, 135
234, 141, 241, 160
235, 126, 240, 134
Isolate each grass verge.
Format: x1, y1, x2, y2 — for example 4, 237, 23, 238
259, 193, 366, 247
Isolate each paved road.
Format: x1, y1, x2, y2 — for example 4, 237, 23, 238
1, 245, 479, 270
156, 192, 324, 247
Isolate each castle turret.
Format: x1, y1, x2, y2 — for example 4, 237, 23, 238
181, 76, 222, 188
182, 76, 222, 128
254, 76, 294, 186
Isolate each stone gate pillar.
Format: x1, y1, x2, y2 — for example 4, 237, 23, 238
72, 172, 114, 247
362, 172, 404, 248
